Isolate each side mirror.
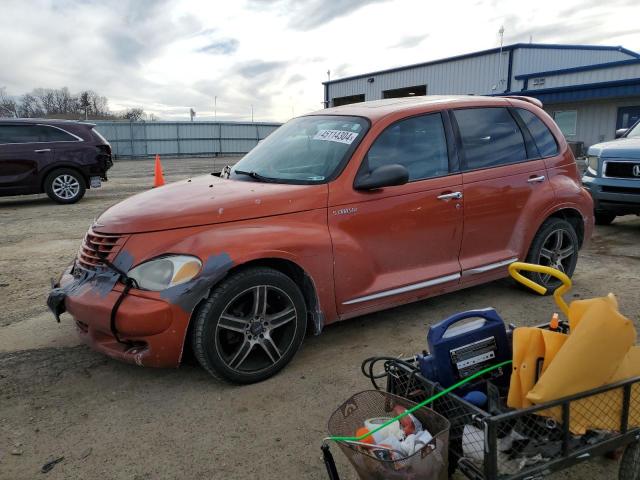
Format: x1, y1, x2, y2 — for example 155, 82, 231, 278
354, 164, 409, 191
615, 128, 628, 139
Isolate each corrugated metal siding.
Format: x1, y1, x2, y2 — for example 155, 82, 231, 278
510, 48, 634, 91
526, 63, 640, 90
328, 46, 637, 101
93, 121, 281, 158
544, 98, 640, 148
327, 51, 510, 102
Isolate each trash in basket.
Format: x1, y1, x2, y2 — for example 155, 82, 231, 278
327, 390, 450, 480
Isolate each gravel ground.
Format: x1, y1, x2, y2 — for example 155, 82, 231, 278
0, 157, 638, 479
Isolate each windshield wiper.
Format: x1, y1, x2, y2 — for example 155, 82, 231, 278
232, 169, 279, 183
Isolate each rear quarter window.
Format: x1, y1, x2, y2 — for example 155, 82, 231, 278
516, 108, 558, 157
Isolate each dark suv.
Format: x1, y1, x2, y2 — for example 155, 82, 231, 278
0, 119, 113, 203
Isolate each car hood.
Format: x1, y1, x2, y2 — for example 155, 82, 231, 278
95, 175, 328, 234
588, 137, 640, 159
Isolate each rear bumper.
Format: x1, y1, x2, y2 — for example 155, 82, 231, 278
582, 176, 640, 215
52, 266, 190, 368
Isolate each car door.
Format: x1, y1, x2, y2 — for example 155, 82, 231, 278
451, 106, 555, 281
329, 112, 464, 317
0, 124, 53, 194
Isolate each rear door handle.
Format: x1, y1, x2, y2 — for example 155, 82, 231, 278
437, 191, 463, 200
527, 175, 546, 183
34, 149, 51, 153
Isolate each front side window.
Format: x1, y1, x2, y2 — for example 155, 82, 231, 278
553, 110, 577, 137
0, 125, 41, 144
230, 115, 368, 184
453, 107, 527, 170
516, 108, 558, 157
362, 113, 449, 182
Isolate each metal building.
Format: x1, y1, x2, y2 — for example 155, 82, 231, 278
323, 43, 640, 151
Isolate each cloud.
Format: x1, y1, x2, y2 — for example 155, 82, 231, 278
236, 60, 289, 79
390, 34, 429, 49
197, 38, 240, 55
249, 0, 389, 30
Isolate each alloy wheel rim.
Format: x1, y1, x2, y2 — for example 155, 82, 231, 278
537, 229, 575, 284
215, 285, 298, 374
52, 174, 80, 199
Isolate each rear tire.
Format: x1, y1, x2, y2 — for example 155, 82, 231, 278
595, 211, 616, 225
619, 441, 640, 480
191, 267, 307, 384
523, 218, 579, 294
45, 168, 86, 204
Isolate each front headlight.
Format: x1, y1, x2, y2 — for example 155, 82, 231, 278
586, 155, 599, 174
128, 255, 202, 291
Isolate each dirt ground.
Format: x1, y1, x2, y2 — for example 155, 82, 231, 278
0, 157, 639, 480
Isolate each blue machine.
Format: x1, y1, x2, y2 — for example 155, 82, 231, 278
417, 308, 511, 392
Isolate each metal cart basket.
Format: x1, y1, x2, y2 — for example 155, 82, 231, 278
363, 356, 640, 480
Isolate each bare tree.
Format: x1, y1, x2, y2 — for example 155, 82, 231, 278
121, 107, 145, 121
0, 87, 19, 117
19, 93, 45, 118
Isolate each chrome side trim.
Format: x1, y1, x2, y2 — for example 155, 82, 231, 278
464, 257, 518, 276
342, 273, 461, 305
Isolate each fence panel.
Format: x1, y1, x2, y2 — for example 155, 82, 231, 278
93, 120, 281, 158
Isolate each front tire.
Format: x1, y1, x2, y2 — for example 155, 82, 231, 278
595, 211, 616, 225
524, 218, 579, 294
45, 168, 86, 204
191, 267, 307, 384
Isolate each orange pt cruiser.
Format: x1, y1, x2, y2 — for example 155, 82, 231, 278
48, 96, 593, 383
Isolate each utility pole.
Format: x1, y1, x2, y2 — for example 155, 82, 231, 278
214, 96, 217, 120
251, 104, 254, 123
497, 25, 505, 92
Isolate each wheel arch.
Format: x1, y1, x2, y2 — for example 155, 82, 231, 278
545, 208, 585, 248
182, 256, 324, 365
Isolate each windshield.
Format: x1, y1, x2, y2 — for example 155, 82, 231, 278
626, 121, 640, 138
230, 115, 369, 184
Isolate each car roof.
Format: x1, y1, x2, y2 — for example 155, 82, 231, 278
307, 95, 517, 122
0, 118, 95, 127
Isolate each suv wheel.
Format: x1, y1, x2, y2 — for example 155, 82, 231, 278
524, 218, 579, 293
191, 267, 307, 384
594, 211, 616, 225
45, 169, 86, 204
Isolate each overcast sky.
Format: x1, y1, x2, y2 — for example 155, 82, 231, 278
1, 0, 639, 122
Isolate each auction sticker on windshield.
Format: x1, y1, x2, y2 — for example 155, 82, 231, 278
313, 129, 359, 144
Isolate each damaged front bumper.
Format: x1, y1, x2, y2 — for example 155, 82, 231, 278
47, 263, 191, 368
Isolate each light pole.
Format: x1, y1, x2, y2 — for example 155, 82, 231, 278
251, 104, 254, 123
214, 96, 217, 120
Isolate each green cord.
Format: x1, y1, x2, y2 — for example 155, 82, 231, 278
328, 359, 513, 443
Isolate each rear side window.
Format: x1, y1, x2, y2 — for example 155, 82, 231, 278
33, 126, 78, 142
365, 113, 449, 181
453, 107, 527, 170
516, 108, 558, 157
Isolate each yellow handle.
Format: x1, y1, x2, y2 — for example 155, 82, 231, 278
508, 261, 572, 317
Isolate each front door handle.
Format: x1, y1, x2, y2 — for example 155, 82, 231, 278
527, 175, 546, 183
437, 191, 463, 201
34, 148, 51, 153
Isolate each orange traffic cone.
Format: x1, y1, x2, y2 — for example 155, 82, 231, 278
153, 154, 165, 187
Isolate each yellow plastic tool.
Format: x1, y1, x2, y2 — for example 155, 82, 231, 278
508, 262, 572, 317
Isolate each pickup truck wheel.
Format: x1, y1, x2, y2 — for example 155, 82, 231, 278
595, 211, 616, 225
45, 168, 86, 204
191, 267, 307, 384
524, 218, 579, 294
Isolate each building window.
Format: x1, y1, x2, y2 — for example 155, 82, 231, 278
553, 110, 577, 137
382, 85, 427, 99
332, 94, 365, 107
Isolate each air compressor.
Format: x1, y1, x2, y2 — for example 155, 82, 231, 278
417, 308, 512, 393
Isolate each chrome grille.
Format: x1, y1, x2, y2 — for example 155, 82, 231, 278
77, 230, 126, 269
